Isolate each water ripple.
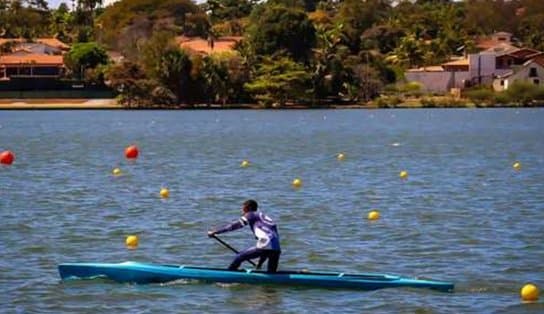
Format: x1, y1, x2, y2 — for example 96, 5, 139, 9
1, 109, 543, 313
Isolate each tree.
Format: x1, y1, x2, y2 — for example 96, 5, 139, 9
244, 57, 311, 107
386, 34, 424, 68
0, 0, 51, 38
247, 3, 316, 63
156, 49, 192, 104
49, 3, 73, 42
199, 54, 230, 105
206, 0, 255, 23
517, 13, 544, 51
334, 0, 391, 53
140, 32, 192, 104
105, 61, 156, 107
97, 0, 206, 49
311, 23, 349, 102
64, 42, 109, 79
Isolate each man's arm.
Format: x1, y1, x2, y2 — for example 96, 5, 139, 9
208, 216, 248, 237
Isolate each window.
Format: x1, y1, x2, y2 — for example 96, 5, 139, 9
500, 80, 504, 86
534, 79, 540, 85
529, 67, 538, 77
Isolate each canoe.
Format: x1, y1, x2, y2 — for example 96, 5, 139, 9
58, 261, 454, 292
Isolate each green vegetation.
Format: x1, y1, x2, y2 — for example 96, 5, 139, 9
1, 0, 544, 108
64, 42, 109, 80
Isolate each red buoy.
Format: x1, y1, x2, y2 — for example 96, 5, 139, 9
0, 150, 15, 165
125, 145, 139, 159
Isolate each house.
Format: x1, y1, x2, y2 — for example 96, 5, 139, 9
0, 54, 65, 79
176, 36, 242, 55
492, 58, 544, 91
0, 38, 69, 80
405, 32, 543, 93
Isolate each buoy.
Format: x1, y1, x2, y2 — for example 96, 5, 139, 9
399, 170, 408, 180
241, 160, 250, 168
513, 161, 521, 171
521, 283, 539, 302
292, 178, 302, 188
160, 187, 169, 198
368, 210, 380, 220
125, 145, 139, 159
126, 235, 138, 249
112, 168, 122, 176
0, 150, 15, 165
337, 153, 345, 161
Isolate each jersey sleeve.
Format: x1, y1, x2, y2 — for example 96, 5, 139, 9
214, 215, 248, 234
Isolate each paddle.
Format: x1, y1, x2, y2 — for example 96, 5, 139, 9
210, 234, 257, 267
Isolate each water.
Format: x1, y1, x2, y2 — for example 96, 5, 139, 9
1, 109, 543, 313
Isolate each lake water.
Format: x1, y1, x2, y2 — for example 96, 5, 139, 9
1, 109, 543, 313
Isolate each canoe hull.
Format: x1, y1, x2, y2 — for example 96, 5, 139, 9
58, 261, 454, 292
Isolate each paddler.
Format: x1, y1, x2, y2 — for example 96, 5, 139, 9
208, 199, 281, 272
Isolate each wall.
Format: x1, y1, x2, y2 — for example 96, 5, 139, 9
406, 71, 470, 93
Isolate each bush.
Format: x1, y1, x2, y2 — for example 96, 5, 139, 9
374, 95, 401, 108
464, 88, 495, 106
506, 82, 540, 106
420, 97, 437, 108
494, 92, 511, 106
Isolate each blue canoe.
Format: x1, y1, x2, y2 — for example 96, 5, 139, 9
58, 261, 454, 292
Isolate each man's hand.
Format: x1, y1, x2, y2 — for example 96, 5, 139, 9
207, 230, 216, 238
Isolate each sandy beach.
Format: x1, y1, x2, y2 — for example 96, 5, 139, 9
0, 99, 121, 109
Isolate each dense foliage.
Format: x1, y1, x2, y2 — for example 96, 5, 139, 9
64, 42, 109, 79
1, 0, 544, 107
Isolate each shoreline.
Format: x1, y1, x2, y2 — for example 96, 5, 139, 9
0, 99, 122, 110
0, 98, 541, 110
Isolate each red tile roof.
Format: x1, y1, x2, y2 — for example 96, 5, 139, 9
0, 54, 64, 66
0, 38, 69, 50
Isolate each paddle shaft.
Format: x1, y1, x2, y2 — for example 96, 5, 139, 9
211, 235, 257, 267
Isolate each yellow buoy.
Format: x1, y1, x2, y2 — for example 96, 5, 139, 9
521, 283, 539, 302
160, 188, 169, 198
112, 168, 122, 176
126, 235, 138, 249
292, 178, 302, 188
337, 153, 345, 161
241, 160, 250, 168
368, 210, 380, 221
399, 170, 408, 180
513, 161, 521, 171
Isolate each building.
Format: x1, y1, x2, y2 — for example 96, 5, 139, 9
0, 54, 65, 79
405, 32, 543, 93
0, 38, 69, 80
493, 58, 544, 92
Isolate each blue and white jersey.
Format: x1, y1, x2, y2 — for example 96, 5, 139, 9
215, 211, 281, 250
239, 211, 281, 250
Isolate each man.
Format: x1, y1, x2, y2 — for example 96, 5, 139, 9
208, 199, 281, 272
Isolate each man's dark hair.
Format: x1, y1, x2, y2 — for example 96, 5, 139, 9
243, 199, 258, 212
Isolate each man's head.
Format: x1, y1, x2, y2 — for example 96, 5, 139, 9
242, 199, 258, 213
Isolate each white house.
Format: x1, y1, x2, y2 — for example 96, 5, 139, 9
493, 59, 544, 91
404, 31, 544, 93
